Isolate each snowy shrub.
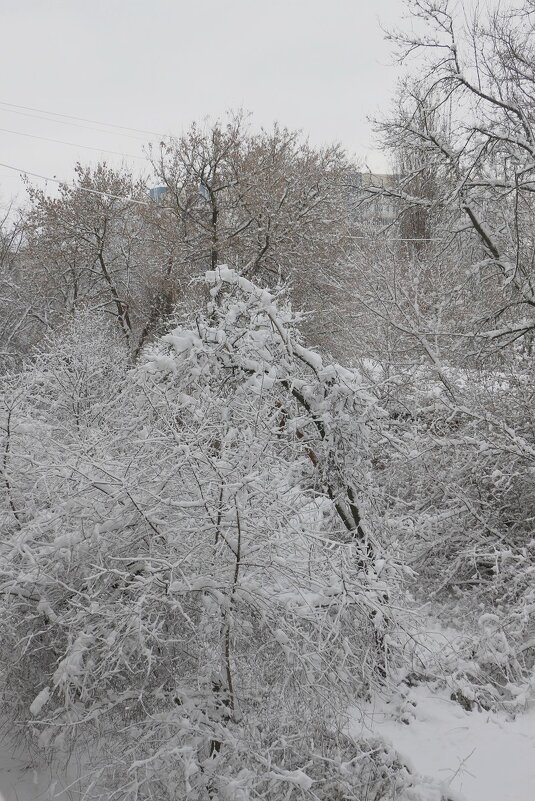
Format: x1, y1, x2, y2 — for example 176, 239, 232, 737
370, 358, 535, 709
0, 268, 406, 799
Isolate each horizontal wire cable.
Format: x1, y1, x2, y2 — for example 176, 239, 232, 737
0, 160, 447, 241
0, 160, 160, 207
0, 125, 149, 161
0, 99, 165, 138
0, 106, 154, 142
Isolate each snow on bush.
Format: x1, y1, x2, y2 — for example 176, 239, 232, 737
0, 270, 411, 799
368, 357, 535, 710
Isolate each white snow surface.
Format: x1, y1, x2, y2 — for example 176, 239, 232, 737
2, 689, 534, 800
0, 743, 73, 801
2, 679, 534, 800
351, 683, 535, 801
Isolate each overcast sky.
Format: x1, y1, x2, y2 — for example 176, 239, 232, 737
0, 0, 406, 202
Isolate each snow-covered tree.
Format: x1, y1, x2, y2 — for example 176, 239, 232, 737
364, 0, 535, 356
0, 269, 411, 800
329, 0, 535, 711
149, 115, 354, 356
24, 163, 150, 354
0, 202, 43, 370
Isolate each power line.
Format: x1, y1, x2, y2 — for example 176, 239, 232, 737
0, 105, 151, 142
0, 160, 161, 208
0, 99, 166, 139
348, 234, 444, 242
0, 126, 149, 161
0, 159, 448, 243
0, 159, 447, 241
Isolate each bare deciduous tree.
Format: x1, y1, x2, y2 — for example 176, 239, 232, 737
24, 163, 149, 354
363, 0, 535, 354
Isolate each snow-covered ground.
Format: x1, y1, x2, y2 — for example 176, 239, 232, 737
351, 684, 535, 801
2, 687, 534, 800
0, 741, 77, 801
1, 615, 533, 801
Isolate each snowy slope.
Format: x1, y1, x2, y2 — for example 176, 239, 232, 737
3, 688, 534, 800
351, 684, 535, 801
0, 740, 78, 801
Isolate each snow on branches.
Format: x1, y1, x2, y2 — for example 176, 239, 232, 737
0, 269, 403, 800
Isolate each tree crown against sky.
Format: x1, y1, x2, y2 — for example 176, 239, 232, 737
0, 0, 409, 201
1, 3, 535, 798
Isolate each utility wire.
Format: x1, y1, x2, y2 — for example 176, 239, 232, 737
348, 234, 443, 242
0, 159, 449, 241
0, 106, 152, 142
0, 126, 149, 161
0, 160, 160, 207
0, 159, 447, 241
0, 99, 165, 138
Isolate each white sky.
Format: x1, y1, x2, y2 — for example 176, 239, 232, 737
0, 0, 407, 203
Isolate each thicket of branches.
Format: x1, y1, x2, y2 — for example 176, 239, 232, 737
0, 116, 352, 368
1, 2, 535, 798
349, 0, 535, 709
0, 270, 420, 800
